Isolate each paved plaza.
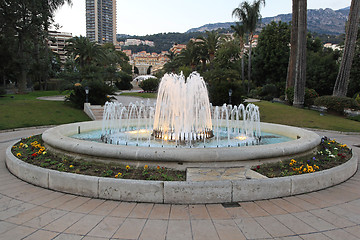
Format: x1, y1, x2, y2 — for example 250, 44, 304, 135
0, 127, 360, 239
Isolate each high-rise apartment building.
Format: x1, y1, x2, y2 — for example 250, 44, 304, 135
86, 0, 117, 45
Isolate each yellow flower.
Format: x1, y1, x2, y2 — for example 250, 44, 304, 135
157, 166, 160, 170
115, 174, 118, 178
69, 165, 74, 169
74, 83, 82, 87
43, 151, 47, 155
16, 153, 21, 157
126, 165, 130, 170
144, 165, 149, 170
118, 172, 122, 176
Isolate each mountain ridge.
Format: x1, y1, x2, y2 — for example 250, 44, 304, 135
186, 7, 350, 35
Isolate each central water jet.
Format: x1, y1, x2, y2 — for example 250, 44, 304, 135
152, 72, 213, 142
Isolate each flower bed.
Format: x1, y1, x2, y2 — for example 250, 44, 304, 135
252, 137, 352, 177
12, 135, 185, 181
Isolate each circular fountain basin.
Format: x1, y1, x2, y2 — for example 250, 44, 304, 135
42, 120, 321, 170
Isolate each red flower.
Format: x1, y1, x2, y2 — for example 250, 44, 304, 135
31, 153, 37, 157
257, 165, 260, 169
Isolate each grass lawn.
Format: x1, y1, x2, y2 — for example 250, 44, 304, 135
254, 101, 360, 132
120, 92, 157, 99
0, 91, 90, 130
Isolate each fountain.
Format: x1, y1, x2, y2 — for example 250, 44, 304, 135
9, 71, 348, 204
100, 72, 261, 148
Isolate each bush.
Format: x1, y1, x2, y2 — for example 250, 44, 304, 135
208, 81, 243, 106
66, 80, 116, 108
286, 87, 319, 107
314, 95, 360, 114
0, 87, 6, 96
139, 77, 159, 92
354, 93, 360, 105
115, 72, 133, 90
259, 84, 278, 101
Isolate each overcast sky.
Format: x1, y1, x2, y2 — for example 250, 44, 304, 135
53, 0, 351, 36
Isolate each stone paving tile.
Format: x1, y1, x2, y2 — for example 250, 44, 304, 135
43, 212, 86, 232
90, 200, 119, 216
64, 214, 104, 235
108, 202, 136, 218
323, 229, 360, 240
138, 219, 168, 240
254, 200, 288, 215
331, 185, 360, 202
191, 219, 220, 240
22, 229, 58, 240
52, 233, 83, 240
166, 219, 192, 240
0, 220, 17, 234
295, 193, 333, 208
234, 217, 271, 239
310, 208, 356, 228
304, 192, 337, 207
128, 203, 153, 219
23, 209, 68, 228
274, 214, 316, 235
281, 196, 318, 211
326, 205, 360, 224
189, 205, 211, 220
29, 191, 65, 205
83, 236, 108, 240
344, 226, 360, 239
56, 196, 91, 211
87, 216, 124, 238
240, 201, 270, 217
213, 219, 246, 240
255, 215, 294, 238
206, 204, 232, 220
224, 206, 251, 219
41, 194, 77, 209
112, 218, 146, 239
292, 211, 335, 231
169, 205, 190, 220
0, 225, 37, 240
6, 205, 50, 224
0, 198, 24, 211
269, 198, 304, 213
299, 232, 332, 240
0, 202, 36, 221
20, 188, 57, 203
273, 236, 302, 240
148, 204, 171, 219
72, 199, 105, 214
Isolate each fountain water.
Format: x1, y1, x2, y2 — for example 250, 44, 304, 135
101, 72, 261, 148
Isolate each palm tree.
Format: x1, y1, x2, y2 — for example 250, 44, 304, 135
178, 41, 201, 71
232, 0, 265, 93
66, 36, 104, 71
231, 22, 246, 88
293, 0, 307, 107
196, 31, 221, 70
333, 0, 360, 97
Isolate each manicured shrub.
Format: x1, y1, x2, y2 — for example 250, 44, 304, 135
139, 77, 159, 92
115, 72, 133, 90
66, 80, 116, 108
207, 81, 243, 106
286, 87, 319, 107
314, 95, 360, 114
0, 87, 6, 96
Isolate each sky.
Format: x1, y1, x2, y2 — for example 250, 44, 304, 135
53, 0, 351, 37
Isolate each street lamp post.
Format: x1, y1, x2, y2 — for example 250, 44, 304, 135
228, 89, 233, 104
85, 86, 89, 103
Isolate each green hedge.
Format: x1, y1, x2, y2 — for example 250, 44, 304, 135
286, 87, 319, 107
314, 95, 360, 114
139, 78, 159, 92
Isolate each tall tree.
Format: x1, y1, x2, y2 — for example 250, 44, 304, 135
231, 22, 246, 88
232, 0, 265, 94
196, 30, 221, 70
285, 0, 299, 100
0, 0, 72, 93
293, 0, 307, 107
332, 0, 360, 97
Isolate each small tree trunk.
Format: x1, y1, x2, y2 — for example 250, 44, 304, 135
293, 0, 307, 108
241, 52, 245, 90
333, 0, 360, 97
285, 0, 299, 101
248, 34, 253, 94
17, 35, 27, 93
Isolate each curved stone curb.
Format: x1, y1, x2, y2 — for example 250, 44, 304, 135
42, 121, 321, 170
5, 142, 358, 204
